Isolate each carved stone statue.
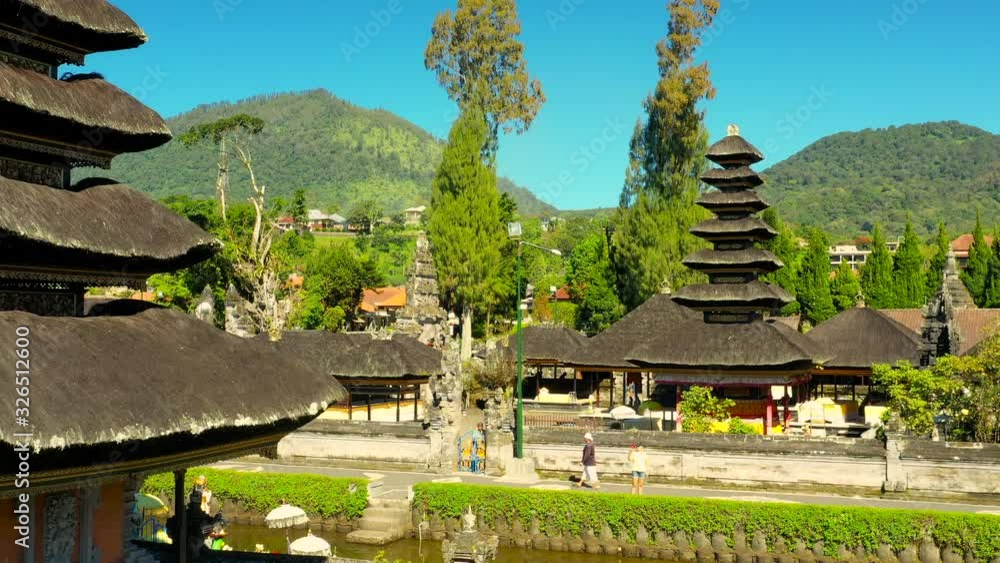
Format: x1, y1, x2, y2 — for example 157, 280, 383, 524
442, 506, 499, 563
194, 285, 215, 325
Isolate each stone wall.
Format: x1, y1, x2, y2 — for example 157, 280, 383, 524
417, 514, 997, 563
278, 425, 430, 468
525, 429, 1000, 496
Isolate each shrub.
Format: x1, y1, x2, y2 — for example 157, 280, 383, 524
411, 483, 1000, 559
727, 418, 757, 435
681, 386, 734, 433
141, 468, 368, 520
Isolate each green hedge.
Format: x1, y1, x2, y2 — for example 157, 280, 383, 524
142, 468, 368, 520
412, 483, 1000, 559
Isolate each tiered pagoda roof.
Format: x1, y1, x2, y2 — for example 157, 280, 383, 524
628, 126, 821, 376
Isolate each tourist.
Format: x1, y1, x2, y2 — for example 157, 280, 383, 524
578, 432, 600, 489
628, 444, 648, 495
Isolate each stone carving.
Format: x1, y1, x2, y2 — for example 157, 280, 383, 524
0, 286, 81, 316
442, 507, 499, 563
195, 285, 215, 325
426, 344, 464, 471
394, 232, 452, 346
0, 156, 65, 188
0, 51, 51, 73
44, 493, 78, 563
224, 283, 253, 338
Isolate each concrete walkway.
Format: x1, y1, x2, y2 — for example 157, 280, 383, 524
210, 459, 1000, 515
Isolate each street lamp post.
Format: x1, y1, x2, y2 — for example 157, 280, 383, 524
508, 222, 562, 459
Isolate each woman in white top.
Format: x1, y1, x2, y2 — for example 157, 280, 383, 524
628, 444, 647, 495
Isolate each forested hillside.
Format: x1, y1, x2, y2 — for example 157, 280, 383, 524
761, 121, 1000, 238
80, 89, 556, 215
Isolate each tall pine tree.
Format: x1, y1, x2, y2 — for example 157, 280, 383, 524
981, 239, 1000, 308
761, 208, 801, 315
797, 228, 836, 327
428, 108, 505, 360
611, 0, 718, 310
831, 260, 861, 312
961, 210, 992, 305
861, 223, 895, 308
925, 222, 949, 299
892, 217, 927, 307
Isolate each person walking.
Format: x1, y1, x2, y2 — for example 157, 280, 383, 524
628, 444, 647, 495
578, 432, 600, 489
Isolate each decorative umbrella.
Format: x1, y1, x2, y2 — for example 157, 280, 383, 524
610, 405, 639, 420
265, 503, 309, 552
134, 493, 169, 516
289, 531, 332, 557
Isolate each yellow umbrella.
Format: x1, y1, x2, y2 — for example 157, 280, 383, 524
135, 493, 169, 517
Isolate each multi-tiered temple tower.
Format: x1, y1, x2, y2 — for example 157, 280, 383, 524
0, 3, 344, 561
627, 127, 820, 431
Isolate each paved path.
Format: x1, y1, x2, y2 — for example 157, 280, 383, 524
210, 459, 1000, 515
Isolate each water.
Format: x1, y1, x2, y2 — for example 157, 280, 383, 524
223, 523, 653, 563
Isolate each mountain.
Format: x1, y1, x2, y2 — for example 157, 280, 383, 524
761, 121, 1000, 239
80, 89, 557, 216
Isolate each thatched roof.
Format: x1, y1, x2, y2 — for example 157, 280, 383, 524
0, 64, 171, 153
705, 133, 764, 166
700, 166, 764, 188
267, 331, 444, 380
683, 248, 783, 273
696, 190, 769, 213
627, 318, 820, 370
672, 281, 793, 311
689, 217, 777, 241
0, 177, 219, 275
564, 294, 699, 369
807, 307, 923, 369
0, 304, 347, 453
4, 0, 147, 54
495, 324, 589, 364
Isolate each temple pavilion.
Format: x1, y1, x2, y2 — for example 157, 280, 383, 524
0, 2, 344, 562
626, 126, 824, 432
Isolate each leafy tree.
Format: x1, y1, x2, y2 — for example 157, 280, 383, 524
796, 228, 837, 326
348, 198, 384, 235
292, 244, 384, 331
428, 108, 505, 359
955, 326, 1000, 443
891, 217, 927, 307
925, 222, 949, 298
567, 231, 624, 334
872, 361, 962, 438
680, 386, 734, 434
611, 0, 718, 309
424, 0, 545, 156
289, 188, 307, 223
962, 210, 992, 305
861, 223, 894, 308
761, 207, 802, 315
830, 260, 861, 312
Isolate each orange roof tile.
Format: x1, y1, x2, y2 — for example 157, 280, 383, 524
951, 234, 994, 257
954, 309, 1000, 355
554, 286, 572, 301
361, 286, 407, 312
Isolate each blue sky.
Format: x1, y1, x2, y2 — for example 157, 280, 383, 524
87, 1, 1000, 210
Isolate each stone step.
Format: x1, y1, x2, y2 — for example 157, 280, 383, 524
358, 515, 409, 532
346, 529, 403, 546
364, 506, 409, 520
369, 496, 411, 509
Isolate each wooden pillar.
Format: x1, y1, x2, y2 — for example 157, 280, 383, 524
834, 376, 839, 401
765, 395, 774, 435
414, 385, 420, 420
783, 387, 791, 429
573, 370, 578, 396
348, 389, 353, 421
366, 394, 372, 421
676, 387, 683, 433
852, 378, 857, 401
396, 385, 402, 422
609, 373, 615, 409
174, 469, 188, 563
